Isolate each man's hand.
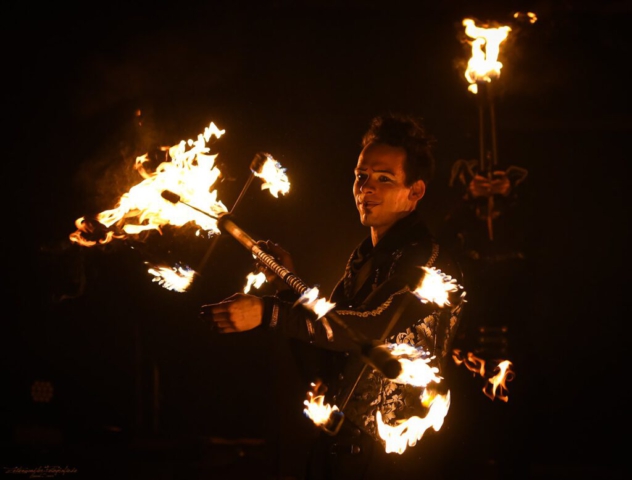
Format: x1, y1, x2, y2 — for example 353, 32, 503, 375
200, 293, 264, 333
255, 240, 296, 292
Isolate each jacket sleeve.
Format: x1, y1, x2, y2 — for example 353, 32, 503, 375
259, 246, 465, 366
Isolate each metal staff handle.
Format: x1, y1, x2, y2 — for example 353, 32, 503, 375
160, 189, 401, 379
217, 213, 402, 380
477, 81, 496, 241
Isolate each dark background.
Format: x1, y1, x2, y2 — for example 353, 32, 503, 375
3, 1, 629, 479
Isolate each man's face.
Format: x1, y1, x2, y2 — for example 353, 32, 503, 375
353, 142, 425, 240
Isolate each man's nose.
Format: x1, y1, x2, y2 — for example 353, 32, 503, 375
359, 177, 375, 192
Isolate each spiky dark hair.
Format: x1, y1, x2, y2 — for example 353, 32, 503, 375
362, 113, 436, 185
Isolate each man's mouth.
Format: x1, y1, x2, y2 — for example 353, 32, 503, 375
359, 200, 379, 210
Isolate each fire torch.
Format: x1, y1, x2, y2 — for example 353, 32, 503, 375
463, 18, 511, 241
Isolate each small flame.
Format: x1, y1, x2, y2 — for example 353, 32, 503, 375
377, 390, 450, 454
389, 343, 442, 387
244, 271, 267, 293
484, 360, 514, 402
295, 287, 335, 319
513, 11, 537, 24
146, 263, 196, 292
412, 267, 460, 307
303, 381, 339, 427
70, 122, 228, 247
253, 154, 290, 198
452, 349, 514, 402
463, 18, 511, 94
452, 348, 486, 376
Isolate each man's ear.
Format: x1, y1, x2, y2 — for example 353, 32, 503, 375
409, 180, 426, 201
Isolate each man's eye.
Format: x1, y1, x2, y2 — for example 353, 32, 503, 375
379, 176, 392, 182
356, 174, 367, 181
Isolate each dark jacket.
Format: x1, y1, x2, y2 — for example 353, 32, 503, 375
261, 210, 465, 478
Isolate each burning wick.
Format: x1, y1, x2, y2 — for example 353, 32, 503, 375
303, 381, 344, 435
253, 154, 291, 198
413, 267, 463, 307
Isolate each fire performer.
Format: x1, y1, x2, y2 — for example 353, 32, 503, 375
200, 113, 465, 479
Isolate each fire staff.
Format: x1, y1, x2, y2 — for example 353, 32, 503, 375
200, 113, 465, 480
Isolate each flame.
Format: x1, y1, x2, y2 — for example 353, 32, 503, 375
69, 122, 228, 247
303, 381, 339, 427
452, 349, 514, 402
253, 154, 290, 198
463, 18, 511, 94
295, 287, 335, 319
388, 343, 442, 387
452, 348, 486, 376
513, 11, 537, 24
377, 390, 450, 454
484, 360, 514, 402
147, 263, 196, 292
412, 267, 460, 307
244, 271, 267, 293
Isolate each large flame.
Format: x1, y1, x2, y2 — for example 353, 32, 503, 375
463, 18, 511, 94
377, 389, 450, 455
376, 344, 449, 454
69, 122, 228, 247
254, 154, 290, 198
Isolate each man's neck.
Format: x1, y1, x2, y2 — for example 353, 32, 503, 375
370, 211, 417, 246
370, 228, 382, 247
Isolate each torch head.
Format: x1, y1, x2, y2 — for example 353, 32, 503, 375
161, 190, 181, 204
250, 152, 270, 174
363, 342, 402, 380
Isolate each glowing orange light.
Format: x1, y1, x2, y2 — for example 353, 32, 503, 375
413, 267, 461, 307
254, 154, 290, 198
389, 343, 442, 387
452, 349, 514, 402
377, 390, 450, 454
513, 11, 537, 24
303, 381, 339, 427
463, 18, 511, 94
69, 122, 228, 248
484, 359, 514, 402
147, 263, 196, 292
295, 287, 335, 320
244, 271, 266, 293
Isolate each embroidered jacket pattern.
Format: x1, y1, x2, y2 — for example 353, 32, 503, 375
262, 210, 465, 444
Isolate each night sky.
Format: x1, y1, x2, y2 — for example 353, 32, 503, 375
4, 1, 629, 479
